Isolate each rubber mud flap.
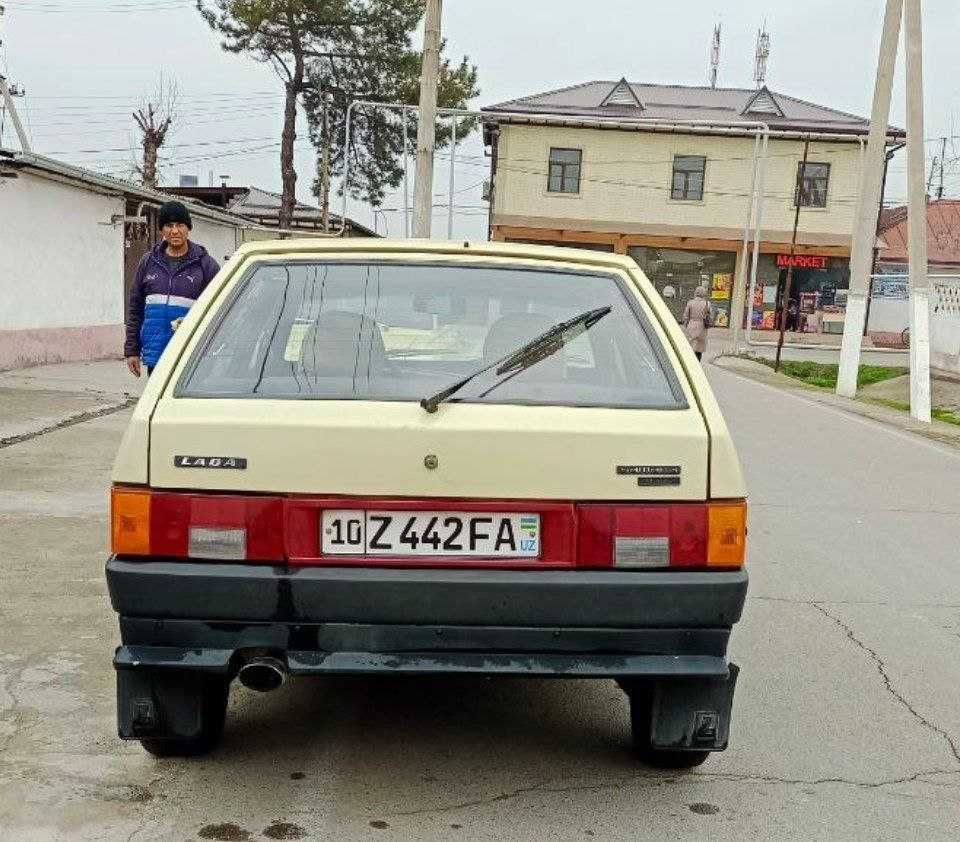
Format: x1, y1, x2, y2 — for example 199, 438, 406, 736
649, 663, 739, 751
116, 667, 205, 741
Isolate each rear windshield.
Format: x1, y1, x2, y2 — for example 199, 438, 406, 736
178, 261, 684, 409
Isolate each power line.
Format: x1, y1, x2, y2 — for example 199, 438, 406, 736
4, 1, 194, 13
26, 101, 281, 117
24, 91, 280, 100
22, 104, 285, 128
44, 134, 277, 155
24, 95, 284, 114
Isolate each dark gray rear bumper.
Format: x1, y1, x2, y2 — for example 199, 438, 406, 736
106, 559, 748, 628
107, 559, 746, 679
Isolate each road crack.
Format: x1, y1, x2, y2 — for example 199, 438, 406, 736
752, 595, 960, 609
0, 398, 137, 449
812, 602, 960, 765
386, 768, 960, 817
694, 768, 960, 788
388, 777, 666, 817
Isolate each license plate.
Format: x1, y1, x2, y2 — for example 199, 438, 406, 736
321, 510, 541, 557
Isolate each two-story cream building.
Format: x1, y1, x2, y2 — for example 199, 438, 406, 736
482, 80, 904, 330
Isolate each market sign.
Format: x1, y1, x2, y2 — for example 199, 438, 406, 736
777, 254, 829, 270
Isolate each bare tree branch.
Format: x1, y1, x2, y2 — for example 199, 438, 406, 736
132, 78, 178, 188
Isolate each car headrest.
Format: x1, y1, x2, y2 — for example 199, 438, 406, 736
483, 313, 557, 362
482, 312, 566, 381
301, 310, 385, 378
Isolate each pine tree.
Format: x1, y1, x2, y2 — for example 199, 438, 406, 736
305, 31, 479, 210
197, 1, 479, 226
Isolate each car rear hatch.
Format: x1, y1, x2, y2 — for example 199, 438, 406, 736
148, 399, 708, 500
117, 253, 743, 571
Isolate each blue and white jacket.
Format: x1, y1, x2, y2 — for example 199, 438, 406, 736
124, 241, 220, 368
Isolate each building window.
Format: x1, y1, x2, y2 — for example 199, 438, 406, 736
671, 155, 706, 200
796, 162, 831, 207
547, 148, 582, 194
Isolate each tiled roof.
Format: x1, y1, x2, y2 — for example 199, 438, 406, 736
484, 80, 904, 137
879, 200, 960, 265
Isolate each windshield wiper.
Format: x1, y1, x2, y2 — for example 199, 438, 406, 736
419, 305, 612, 414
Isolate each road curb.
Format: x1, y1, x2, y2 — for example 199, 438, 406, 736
711, 355, 960, 451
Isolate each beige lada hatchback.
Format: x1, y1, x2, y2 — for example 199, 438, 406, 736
108, 239, 747, 765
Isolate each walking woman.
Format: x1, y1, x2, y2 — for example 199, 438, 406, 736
682, 286, 712, 361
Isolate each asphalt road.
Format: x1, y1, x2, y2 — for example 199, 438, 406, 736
1, 364, 959, 840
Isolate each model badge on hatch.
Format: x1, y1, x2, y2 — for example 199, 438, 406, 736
174, 455, 247, 469
616, 465, 681, 486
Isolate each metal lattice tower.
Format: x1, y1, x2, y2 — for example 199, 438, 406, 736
754, 24, 771, 88
709, 23, 722, 89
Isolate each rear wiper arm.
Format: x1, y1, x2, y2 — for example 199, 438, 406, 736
420, 305, 612, 414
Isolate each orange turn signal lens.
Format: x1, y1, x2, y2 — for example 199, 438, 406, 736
707, 501, 747, 568
111, 487, 151, 555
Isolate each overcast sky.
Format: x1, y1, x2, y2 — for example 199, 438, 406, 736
2, 0, 958, 240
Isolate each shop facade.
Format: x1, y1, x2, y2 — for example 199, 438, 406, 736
495, 232, 853, 336
627, 246, 737, 326
629, 248, 851, 331
481, 80, 904, 342
745, 253, 852, 335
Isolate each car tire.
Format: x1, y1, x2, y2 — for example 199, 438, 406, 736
138, 676, 230, 758
628, 689, 711, 769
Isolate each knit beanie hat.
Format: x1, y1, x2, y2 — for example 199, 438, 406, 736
158, 200, 192, 230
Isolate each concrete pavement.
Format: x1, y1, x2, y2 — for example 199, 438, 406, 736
713, 355, 960, 451
0, 362, 959, 839
0, 361, 143, 445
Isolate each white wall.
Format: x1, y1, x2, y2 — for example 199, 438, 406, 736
0, 171, 124, 330
932, 278, 960, 374
868, 298, 910, 333
191, 217, 240, 267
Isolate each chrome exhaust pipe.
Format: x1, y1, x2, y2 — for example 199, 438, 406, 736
238, 656, 287, 693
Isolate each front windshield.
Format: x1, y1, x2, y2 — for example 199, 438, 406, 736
178, 261, 682, 409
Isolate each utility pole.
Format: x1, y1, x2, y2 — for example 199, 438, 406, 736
447, 113, 457, 239
864, 146, 900, 337
904, 0, 931, 422
937, 136, 947, 199
927, 155, 938, 195
837, 0, 903, 398
412, 0, 442, 238
774, 137, 811, 372
0, 75, 31, 153
318, 91, 333, 233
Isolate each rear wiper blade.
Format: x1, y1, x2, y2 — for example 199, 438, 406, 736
420, 305, 612, 414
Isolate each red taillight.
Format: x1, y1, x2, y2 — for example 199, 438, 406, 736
575, 501, 745, 570
668, 504, 709, 567
111, 486, 284, 562
111, 486, 744, 570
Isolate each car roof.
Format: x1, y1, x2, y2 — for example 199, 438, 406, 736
228, 238, 639, 274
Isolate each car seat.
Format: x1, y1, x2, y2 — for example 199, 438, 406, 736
300, 310, 386, 387
482, 313, 566, 382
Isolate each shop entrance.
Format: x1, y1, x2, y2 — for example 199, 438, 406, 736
747, 254, 850, 335
628, 247, 736, 326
